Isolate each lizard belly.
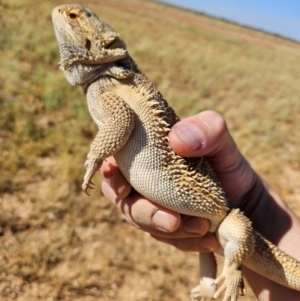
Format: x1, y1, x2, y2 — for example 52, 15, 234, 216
114, 133, 180, 211
114, 131, 220, 220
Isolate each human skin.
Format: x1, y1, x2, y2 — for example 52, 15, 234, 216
100, 110, 300, 300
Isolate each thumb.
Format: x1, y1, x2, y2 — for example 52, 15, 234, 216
169, 110, 229, 159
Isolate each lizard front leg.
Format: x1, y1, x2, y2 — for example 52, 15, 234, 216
82, 92, 135, 194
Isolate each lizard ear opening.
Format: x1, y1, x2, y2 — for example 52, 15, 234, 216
85, 38, 92, 51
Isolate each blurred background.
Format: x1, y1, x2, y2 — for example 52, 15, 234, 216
0, 0, 300, 300
159, 0, 300, 42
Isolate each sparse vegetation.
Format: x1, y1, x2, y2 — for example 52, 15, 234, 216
0, 0, 300, 300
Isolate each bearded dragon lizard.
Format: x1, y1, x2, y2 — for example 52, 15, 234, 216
52, 4, 300, 300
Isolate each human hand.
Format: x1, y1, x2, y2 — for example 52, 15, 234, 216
100, 110, 259, 252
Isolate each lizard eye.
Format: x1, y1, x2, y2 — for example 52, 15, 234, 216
69, 12, 77, 19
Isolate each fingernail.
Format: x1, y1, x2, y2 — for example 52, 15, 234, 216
152, 210, 175, 232
172, 123, 203, 151
183, 217, 209, 235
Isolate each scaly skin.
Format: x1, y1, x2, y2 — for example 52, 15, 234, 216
52, 4, 300, 300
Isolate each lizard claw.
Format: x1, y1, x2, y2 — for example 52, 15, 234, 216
87, 183, 94, 189
82, 159, 103, 195
82, 181, 94, 196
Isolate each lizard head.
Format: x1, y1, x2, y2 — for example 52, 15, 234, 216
52, 4, 128, 85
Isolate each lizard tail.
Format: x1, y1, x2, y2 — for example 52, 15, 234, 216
244, 230, 300, 291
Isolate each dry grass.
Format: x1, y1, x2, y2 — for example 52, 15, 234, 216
1, 0, 300, 300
